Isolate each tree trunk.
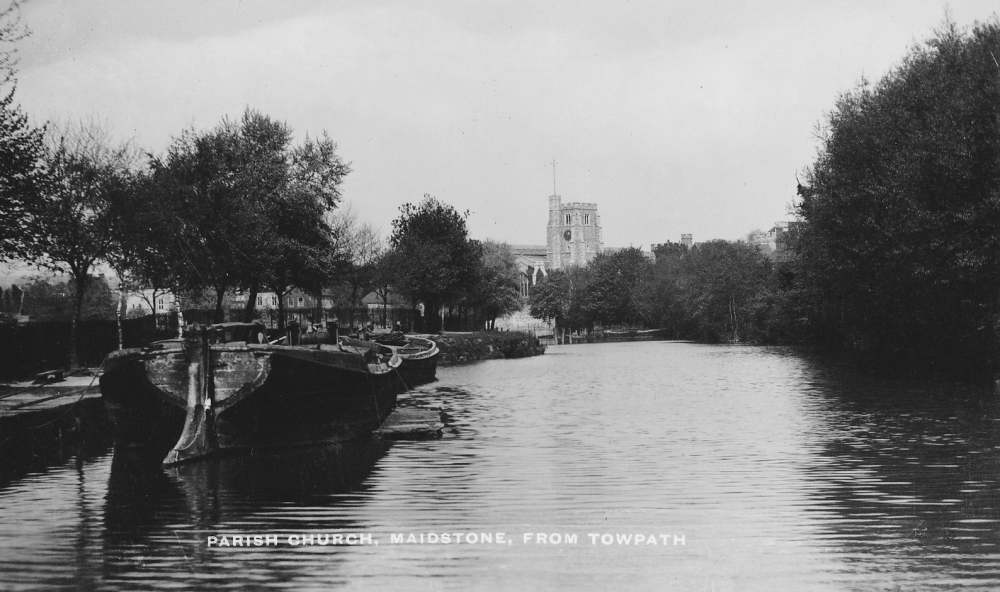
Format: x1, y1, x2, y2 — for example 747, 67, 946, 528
243, 283, 258, 323
70, 274, 88, 369
380, 289, 389, 328
277, 293, 286, 332
117, 287, 125, 350
429, 301, 441, 333
350, 281, 361, 308
214, 286, 226, 323
175, 286, 184, 338
731, 293, 739, 343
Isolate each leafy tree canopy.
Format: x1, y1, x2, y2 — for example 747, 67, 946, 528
0, 1, 46, 261
795, 16, 1000, 366
470, 240, 522, 329
389, 195, 480, 330
142, 109, 350, 323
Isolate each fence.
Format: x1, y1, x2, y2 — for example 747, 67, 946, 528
0, 304, 543, 380
206, 303, 507, 334
219, 306, 421, 333
548, 327, 671, 345
0, 315, 177, 380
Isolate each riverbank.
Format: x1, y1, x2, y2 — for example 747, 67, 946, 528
430, 331, 546, 364
0, 372, 111, 486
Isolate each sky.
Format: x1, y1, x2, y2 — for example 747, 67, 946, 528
10, 0, 1000, 249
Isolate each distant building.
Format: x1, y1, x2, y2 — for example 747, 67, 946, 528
748, 222, 800, 261
509, 244, 549, 297
651, 235, 695, 262
546, 192, 603, 270
505, 181, 612, 296
502, 188, 604, 297
361, 290, 412, 314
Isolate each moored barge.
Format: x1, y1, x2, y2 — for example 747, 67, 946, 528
100, 323, 401, 465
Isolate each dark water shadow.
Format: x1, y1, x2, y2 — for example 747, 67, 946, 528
100, 438, 392, 586
0, 397, 113, 490
167, 438, 393, 509
792, 351, 1000, 584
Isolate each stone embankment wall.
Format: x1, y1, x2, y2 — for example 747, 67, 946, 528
431, 331, 546, 364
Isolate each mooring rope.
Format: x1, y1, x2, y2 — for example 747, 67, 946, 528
25, 361, 105, 428
361, 346, 384, 430
0, 359, 107, 453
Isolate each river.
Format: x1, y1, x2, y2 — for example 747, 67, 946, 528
1, 341, 998, 591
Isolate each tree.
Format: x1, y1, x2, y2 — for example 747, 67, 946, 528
259, 130, 349, 329
149, 112, 289, 321
529, 269, 569, 329
0, 1, 46, 262
634, 245, 688, 336
795, 17, 1000, 369
584, 247, 651, 328
4, 283, 21, 315
144, 110, 350, 326
19, 276, 117, 322
631, 239, 778, 342
528, 266, 591, 335
371, 247, 404, 329
675, 241, 773, 342
26, 120, 137, 367
470, 240, 522, 330
112, 177, 177, 306
328, 203, 384, 309
389, 195, 480, 332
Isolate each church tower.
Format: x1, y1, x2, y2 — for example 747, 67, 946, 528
545, 161, 603, 270
546, 191, 562, 270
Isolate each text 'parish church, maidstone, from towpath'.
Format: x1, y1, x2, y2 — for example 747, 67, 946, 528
509, 162, 612, 298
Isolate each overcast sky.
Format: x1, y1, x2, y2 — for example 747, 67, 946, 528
11, 0, 1000, 249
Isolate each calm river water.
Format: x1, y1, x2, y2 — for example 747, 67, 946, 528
1, 342, 999, 591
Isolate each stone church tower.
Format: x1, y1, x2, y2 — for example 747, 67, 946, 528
546, 192, 602, 270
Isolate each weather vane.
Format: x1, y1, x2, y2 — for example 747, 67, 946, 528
551, 159, 557, 196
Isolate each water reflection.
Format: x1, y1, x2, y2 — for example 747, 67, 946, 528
100, 439, 390, 589
788, 355, 1000, 588
3, 343, 1000, 590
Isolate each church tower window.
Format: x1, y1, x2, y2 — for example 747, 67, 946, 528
565, 213, 571, 224
584, 214, 590, 225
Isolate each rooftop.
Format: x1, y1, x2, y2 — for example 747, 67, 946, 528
509, 244, 547, 256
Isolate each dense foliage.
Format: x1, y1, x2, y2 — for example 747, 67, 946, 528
22, 122, 137, 365
387, 195, 483, 332
0, 2, 44, 262
18, 276, 117, 322
529, 243, 778, 344
793, 17, 1000, 370
468, 240, 522, 330
0, 92, 44, 260
0, 284, 22, 316
139, 109, 350, 326
637, 241, 776, 342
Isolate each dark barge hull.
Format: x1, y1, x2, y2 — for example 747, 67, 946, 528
100, 356, 188, 454
344, 334, 440, 388
100, 325, 400, 464
394, 353, 439, 386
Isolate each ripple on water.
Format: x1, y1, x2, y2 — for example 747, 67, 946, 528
0, 341, 998, 590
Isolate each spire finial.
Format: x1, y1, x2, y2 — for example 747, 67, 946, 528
550, 159, 557, 196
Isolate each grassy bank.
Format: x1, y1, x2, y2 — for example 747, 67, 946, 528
431, 331, 546, 364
